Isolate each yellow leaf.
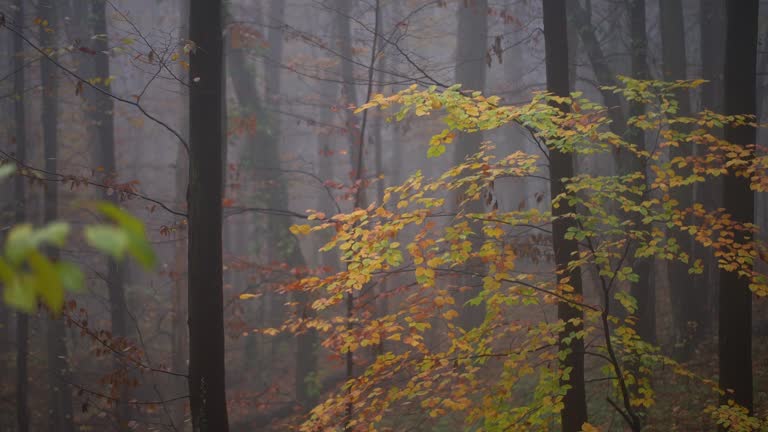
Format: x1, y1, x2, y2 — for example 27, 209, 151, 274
442, 310, 459, 320
263, 328, 280, 336
289, 224, 312, 235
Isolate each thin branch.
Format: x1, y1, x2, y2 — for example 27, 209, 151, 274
0, 150, 187, 218
1, 20, 189, 153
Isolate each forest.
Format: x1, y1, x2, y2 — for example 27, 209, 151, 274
0, 0, 766, 431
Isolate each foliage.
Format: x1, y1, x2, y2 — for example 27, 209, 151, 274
0, 166, 156, 313
257, 77, 768, 431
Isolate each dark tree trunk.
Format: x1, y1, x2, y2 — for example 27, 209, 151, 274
188, 0, 229, 430
569, 1, 625, 137
699, 0, 725, 325
90, 2, 130, 427
335, 0, 361, 182
170, 2, 190, 428
660, 0, 705, 357
700, 0, 725, 111
371, 3, 388, 356
719, 0, 757, 414
171, 156, 188, 429
627, 0, 655, 344
542, 2, 588, 431
39, 2, 75, 431
454, 0, 488, 331
13, 1, 29, 430
333, 2, 360, 428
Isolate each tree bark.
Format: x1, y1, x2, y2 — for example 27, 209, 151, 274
454, 0, 488, 331
627, 0, 655, 344
700, 0, 725, 111
699, 0, 725, 327
89, 2, 131, 427
568, 1, 625, 137
170, 3, 190, 429
659, 0, 706, 357
542, 2, 588, 431
39, 2, 75, 431
333, 2, 360, 428
188, 0, 229, 430
13, 1, 29, 430
719, 0, 757, 414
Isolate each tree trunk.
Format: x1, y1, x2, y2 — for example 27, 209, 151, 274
335, 0, 361, 185
13, 1, 29, 430
627, 0, 655, 344
333, 2, 360, 428
89, 1, 130, 427
699, 0, 725, 326
542, 2, 588, 431
659, 0, 705, 357
226, 10, 269, 385
262, 0, 316, 406
39, 2, 75, 431
188, 0, 229, 430
700, 0, 725, 111
170, 2, 190, 429
719, 0, 757, 414
454, 0, 488, 331
568, 1, 625, 136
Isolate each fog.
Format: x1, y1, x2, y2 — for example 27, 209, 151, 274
0, 0, 766, 431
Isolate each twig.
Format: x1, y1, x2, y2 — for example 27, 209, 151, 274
1, 20, 189, 153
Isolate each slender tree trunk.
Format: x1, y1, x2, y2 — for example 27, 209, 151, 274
188, 0, 228, 430
171, 2, 190, 429
336, 0, 361, 185
226, 9, 269, 385
454, 0, 488, 331
89, 1, 130, 427
542, 2, 588, 431
266, 2, 317, 400
699, 0, 725, 324
333, 2, 360, 428
627, 0, 655, 344
315, 63, 339, 274
569, 2, 625, 137
371, 4, 387, 356
13, 1, 29, 430
719, 0, 757, 414
659, 0, 705, 356
39, 2, 75, 431
172, 115, 189, 432
700, 0, 724, 111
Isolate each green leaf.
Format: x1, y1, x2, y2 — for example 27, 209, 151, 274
93, 202, 145, 236
615, 291, 638, 314
0, 257, 14, 283
125, 231, 156, 269
56, 262, 84, 293
84, 225, 130, 259
32, 222, 70, 248
27, 251, 63, 312
3, 275, 35, 313
0, 164, 16, 180
427, 144, 446, 158
5, 224, 35, 265
83, 202, 156, 269
0, 258, 36, 312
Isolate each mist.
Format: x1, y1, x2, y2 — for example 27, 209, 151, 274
0, 0, 766, 431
